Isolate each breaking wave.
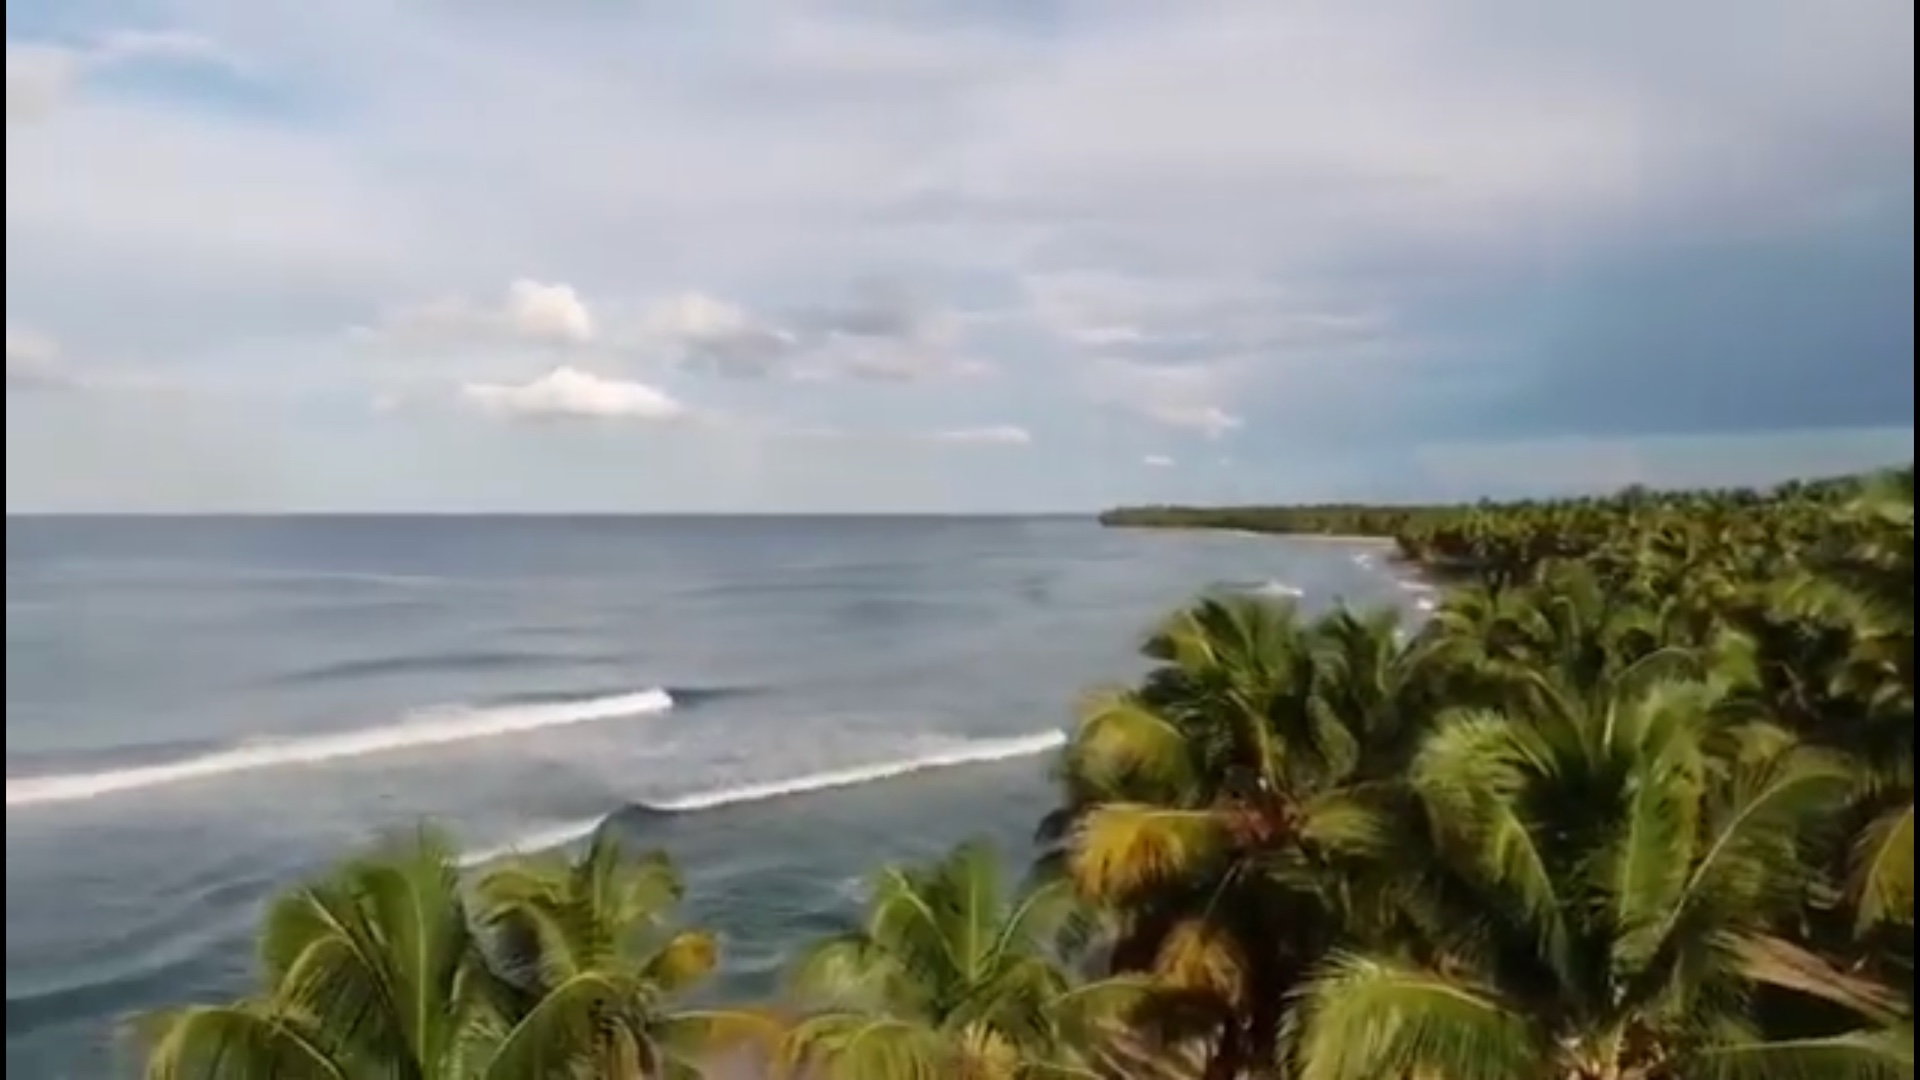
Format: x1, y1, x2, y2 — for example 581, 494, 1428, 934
458, 729, 1068, 865
644, 730, 1067, 813
6, 689, 674, 809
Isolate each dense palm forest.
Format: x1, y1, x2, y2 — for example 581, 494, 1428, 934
142, 467, 1915, 1079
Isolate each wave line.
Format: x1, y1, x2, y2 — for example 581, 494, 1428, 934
6, 689, 674, 809
647, 729, 1066, 814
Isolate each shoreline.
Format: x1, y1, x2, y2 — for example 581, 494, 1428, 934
1106, 524, 1398, 546
1236, 531, 1397, 545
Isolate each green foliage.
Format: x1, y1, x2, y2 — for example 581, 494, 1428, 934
137, 831, 773, 1080
143, 463, 1915, 1077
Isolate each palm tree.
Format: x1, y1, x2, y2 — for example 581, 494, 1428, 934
1770, 470, 1915, 1010
140, 827, 491, 1080
470, 832, 773, 1079
139, 829, 763, 1080
1286, 671, 1911, 1080
777, 839, 1138, 1079
1041, 597, 1405, 1078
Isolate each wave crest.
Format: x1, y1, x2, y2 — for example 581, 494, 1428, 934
644, 729, 1066, 813
6, 688, 674, 809
459, 729, 1067, 864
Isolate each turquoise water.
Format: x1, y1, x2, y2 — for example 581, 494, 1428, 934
5, 516, 1421, 1076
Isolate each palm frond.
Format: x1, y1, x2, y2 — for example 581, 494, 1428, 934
1067, 691, 1201, 803
1733, 933, 1908, 1024
136, 1003, 347, 1080
1287, 953, 1542, 1080
1849, 800, 1916, 932
1149, 919, 1250, 1012
1686, 1024, 1915, 1080
481, 969, 649, 1080
1663, 746, 1856, 934
1067, 805, 1228, 903
1410, 708, 1572, 977
776, 1012, 957, 1080
787, 931, 914, 1013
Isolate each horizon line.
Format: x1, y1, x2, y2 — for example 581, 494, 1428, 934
5, 509, 1106, 519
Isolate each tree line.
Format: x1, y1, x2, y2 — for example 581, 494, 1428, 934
142, 466, 1915, 1078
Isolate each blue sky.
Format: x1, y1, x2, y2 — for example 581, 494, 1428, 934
5, 0, 1914, 512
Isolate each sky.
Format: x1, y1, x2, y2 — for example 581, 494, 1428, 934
5, 0, 1915, 513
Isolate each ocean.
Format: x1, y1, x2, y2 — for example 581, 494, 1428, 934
4, 516, 1426, 1077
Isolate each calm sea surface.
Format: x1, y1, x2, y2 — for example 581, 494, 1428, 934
5, 516, 1427, 1077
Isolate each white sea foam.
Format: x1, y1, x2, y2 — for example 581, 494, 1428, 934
1416, 597, 1438, 612
1250, 580, 1304, 598
648, 729, 1067, 813
456, 729, 1069, 864
6, 689, 674, 809
458, 816, 607, 868
1397, 579, 1436, 594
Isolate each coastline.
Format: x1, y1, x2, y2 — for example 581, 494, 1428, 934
1236, 531, 1397, 545
1103, 524, 1398, 545
106, 467, 1914, 1077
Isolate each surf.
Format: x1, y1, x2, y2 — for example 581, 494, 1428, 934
458, 729, 1068, 865
646, 729, 1067, 813
5, 688, 674, 809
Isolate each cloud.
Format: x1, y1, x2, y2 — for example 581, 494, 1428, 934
1086, 357, 1246, 439
6, 326, 67, 388
1141, 403, 1244, 440
365, 279, 596, 350
1142, 454, 1176, 468
639, 292, 795, 378
2, 0, 1910, 510
367, 280, 984, 386
1024, 271, 1389, 366
461, 366, 687, 422
7, 29, 230, 123
775, 421, 1032, 446
924, 425, 1031, 446
645, 282, 985, 383
1412, 426, 1915, 498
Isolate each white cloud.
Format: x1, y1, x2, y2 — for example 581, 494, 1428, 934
461, 366, 687, 422
1142, 454, 1176, 468
925, 425, 1031, 446
637, 284, 990, 383
1086, 357, 1247, 439
92, 30, 229, 67
2, 0, 1909, 509
500, 281, 595, 346
771, 421, 1031, 446
798, 336, 968, 383
1140, 403, 1244, 440
6, 45, 83, 123
1024, 270, 1390, 432
367, 279, 595, 350
641, 292, 795, 377
6, 326, 65, 388
7, 29, 230, 123
789, 284, 990, 382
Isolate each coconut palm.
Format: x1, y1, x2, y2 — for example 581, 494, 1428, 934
777, 839, 1141, 1080
139, 829, 762, 1080
1286, 671, 1911, 1080
140, 827, 493, 1080
1770, 471, 1916, 1014
469, 832, 775, 1079
1041, 597, 1407, 1078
